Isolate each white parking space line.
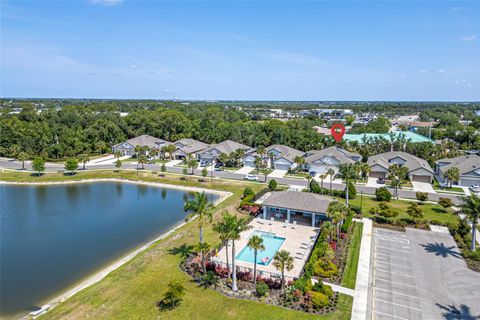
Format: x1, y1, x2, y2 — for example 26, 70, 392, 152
374, 310, 410, 320
375, 261, 414, 270
375, 251, 412, 259
375, 269, 415, 278
374, 235, 410, 244
374, 299, 423, 312
374, 288, 419, 300
374, 278, 417, 287
374, 244, 410, 252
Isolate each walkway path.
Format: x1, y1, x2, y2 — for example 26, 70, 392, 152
351, 218, 373, 320
311, 278, 355, 297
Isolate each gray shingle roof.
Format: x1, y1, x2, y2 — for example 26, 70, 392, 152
266, 145, 305, 163
436, 155, 480, 175
117, 134, 171, 149
367, 151, 434, 174
202, 140, 252, 155
261, 191, 334, 214
304, 146, 360, 165
173, 139, 209, 154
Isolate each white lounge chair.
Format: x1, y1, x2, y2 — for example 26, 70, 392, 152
283, 219, 289, 228
291, 220, 297, 229
269, 217, 274, 225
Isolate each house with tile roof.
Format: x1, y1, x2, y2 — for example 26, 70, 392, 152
304, 146, 361, 175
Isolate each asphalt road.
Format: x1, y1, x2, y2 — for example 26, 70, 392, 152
0, 158, 462, 204
371, 228, 480, 320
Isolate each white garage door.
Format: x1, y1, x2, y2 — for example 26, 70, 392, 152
309, 165, 326, 174
244, 160, 255, 167
275, 163, 291, 171
460, 178, 480, 187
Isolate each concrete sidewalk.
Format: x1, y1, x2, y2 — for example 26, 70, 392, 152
351, 218, 372, 320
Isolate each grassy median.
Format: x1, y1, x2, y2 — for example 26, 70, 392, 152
341, 222, 363, 289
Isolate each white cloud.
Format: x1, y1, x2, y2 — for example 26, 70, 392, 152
418, 69, 428, 73
460, 35, 477, 41
437, 69, 446, 73
89, 0, 123, 6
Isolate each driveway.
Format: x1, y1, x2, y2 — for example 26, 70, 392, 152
234, 166, 254, 175
268, 169, 287, 178
371, 227, 480, 320
165, 159, 183, 167
412, 181, 435, 193
366, 177, 386, 188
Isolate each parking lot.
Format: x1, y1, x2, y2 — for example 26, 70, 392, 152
372, 228, 423, 320
371, 227, 480, 320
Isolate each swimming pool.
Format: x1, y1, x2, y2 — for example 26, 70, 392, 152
236, 231, 286, 266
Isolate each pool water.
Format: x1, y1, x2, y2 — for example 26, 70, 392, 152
236, 231, 285, 266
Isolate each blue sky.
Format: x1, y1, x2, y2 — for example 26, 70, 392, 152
1, 0, 479, 101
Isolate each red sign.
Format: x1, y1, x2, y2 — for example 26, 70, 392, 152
331, 124, 345, 143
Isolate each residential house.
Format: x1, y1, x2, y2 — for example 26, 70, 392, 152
367, 151, 434, 183
435, 155, 480, 187
111, 135, 171, 156
244, 145, 304, 170
172, 138, 209, 160
304, 146, 361, 175
198, 140, 254, 165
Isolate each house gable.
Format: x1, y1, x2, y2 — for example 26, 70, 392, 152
274, 157, 293, 165
389, 156, 407, 166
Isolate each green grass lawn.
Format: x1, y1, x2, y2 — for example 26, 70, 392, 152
341, 222, 363, 289
285, 172, 309, 179
433, 180, 465, 193
347, 195, 459, 226
0, 170, 353, 320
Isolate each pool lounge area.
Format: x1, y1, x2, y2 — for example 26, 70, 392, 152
236, 231, 286, 266
214, 217, 320, 279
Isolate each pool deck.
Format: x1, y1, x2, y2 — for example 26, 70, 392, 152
214, 217, 320, 279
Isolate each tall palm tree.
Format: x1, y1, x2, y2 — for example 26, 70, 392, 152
235, 149, 246, 167
359, 162, 370, 180
17, 151, 28, 170
166, 144, 177, 160
273, 250, 294, 294
228, 214, 252, 291
254, 156, 263, 174
319, 173, 327, 193
327, 201, 349, 239
184, 192, 215, 273
461, 194, 480, 251
256, 146, 266, 166
78, 153, 90, 170
137, 154, 147, 170
134, 145, 143, 158
327, 168, 336, 195
306, 174, 313, 192
247, 235, 265, 286
160, 146, 168, 160
150, 148, 159, 161
321, 221, 336, 243
212, 212, 235, 279
336, 164, 357, 206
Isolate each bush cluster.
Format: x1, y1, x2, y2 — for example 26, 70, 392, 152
375, 187, 391, 202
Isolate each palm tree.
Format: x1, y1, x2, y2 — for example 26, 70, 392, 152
254, 156, 263, 174
235, 149, 246, 167
353, 162, 362, 183
294, 156, 305, 172
212, 212, 235, 279
247, 235, 265, 286
218, 153, 229, 168
273, 250, 294, 293
184, 192, 215, 273
137, 154, 147, 170
319, 173, 327, 193
228, 214, 252, 291
134, 145, 143, 158
327, 201, 349, 239
195, 242, 211, 271
166, 144, 177, 160
256, 146, 266, 166
78, 153, 90, 170
150, 148, 159, 161
336, 164, 357, 206
17, 151, 28, 170
306, 174, 313, 192
461, 194, 480, 251
160, 146, 168, 160
445, 167, 460, 188
359, 162, 370, 180
327, 168, 335, 195
321, 221, 336, 243
114, 151, 122, 159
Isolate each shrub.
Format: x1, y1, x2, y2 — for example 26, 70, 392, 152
375, 202, 398, 218
312, 282, 334, 298
407, 203, 424, 218
416, 192, 428, 202
350, 204, 362, 215
375, 187, 391, 202
313, 258, 338, 277
343, 181, 356, 199
158, 281, 186, 310
310, 179, 320, 193
256, 281, 269, 297
341, 214, 353, 233
311, 291, 329, 309
243, 187, 255, 198
439, 197, 453, 208
268, 179, 277, 190
200, 271, 219, 288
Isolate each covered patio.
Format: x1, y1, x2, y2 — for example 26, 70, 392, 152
260, 191, 334, 227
